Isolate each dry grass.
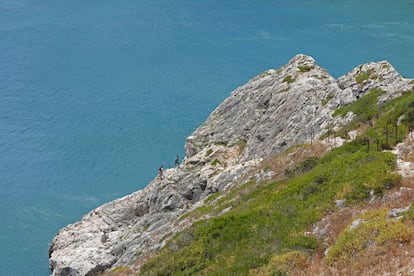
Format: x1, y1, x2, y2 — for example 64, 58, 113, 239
301, 224, 414, 275
300, 172, 414, 275
251, 142, 329, 183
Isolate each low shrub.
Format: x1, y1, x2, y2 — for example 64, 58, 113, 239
251, 251, 309, 275
355, 69, 373, 84
298, 65, 313, 73
283, 75, 295, 83
284, 156, 320, 178
326, 208, 411, 264
404, 202, 414, 221
211, 159, 221, 166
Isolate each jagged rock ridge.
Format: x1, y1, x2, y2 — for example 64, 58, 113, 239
48, 54, 413, 275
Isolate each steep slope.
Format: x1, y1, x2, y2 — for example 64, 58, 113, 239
48, 55, 413, 275
140, 85, 414, 275
185, 54, 341, 160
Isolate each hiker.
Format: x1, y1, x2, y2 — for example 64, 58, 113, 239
158, 165, 164, 179
175, 155, 179, 167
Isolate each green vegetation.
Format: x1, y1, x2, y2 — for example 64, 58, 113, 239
252, 250, 309, 275
205, 149, 213, 157
235, 139, 247, 155
283, 75, 295, 83
409, 79, 414, 85
333, 88, 384, 118
211, 159, 221, 166
298, 65, 314, 73
142, 151, 399, 274
258, 70, 271, 78
322, 93, 334, 105
404, 202, 414, 221
355, 69, 373, 84
284, 156, 320, 178
326, 208, 411, 264
140, 89, 414, 275
214, 141, 227, 146
334, 89, 414, 149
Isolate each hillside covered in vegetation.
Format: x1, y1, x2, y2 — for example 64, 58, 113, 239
49, 55, 413, 275
133, 88, 414, 275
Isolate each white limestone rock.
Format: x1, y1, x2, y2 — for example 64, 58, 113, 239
49, 54, 413, 275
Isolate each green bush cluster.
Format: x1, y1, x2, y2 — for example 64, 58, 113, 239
211, 159, 221, 166
334, 88, 414, 149
355, 69, 373, 84
283, 75, 295, 83
252, 250, 309, 275
205, 149, 213, 157
284, 156, 320, 178
298, 65, 314, 73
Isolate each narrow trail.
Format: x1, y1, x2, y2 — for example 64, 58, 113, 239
392, 131, 414, 178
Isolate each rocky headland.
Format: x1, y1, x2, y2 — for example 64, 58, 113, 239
48, 54, 413, 275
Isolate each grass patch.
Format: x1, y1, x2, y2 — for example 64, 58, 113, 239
258, 70, 271, 78
326, 208, 411, 264
284, 156, 320, 178
204, 191, 222, 203
283, 75, 295, 83
333, 88, 384, 118
322, 93, 334, 105
298, 65, 314, 73
205, 149, 213, 157
211, 159, 221, 166
404, 202, 414, 221
251, 250, 309, 275
334, 89, 414, 148
235, 139, 247, 155
214, 141, 227, 146
355, 69, 373, 84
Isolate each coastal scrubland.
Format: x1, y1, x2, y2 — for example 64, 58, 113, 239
124, 88, 414, 275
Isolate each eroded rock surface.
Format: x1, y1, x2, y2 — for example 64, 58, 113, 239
49, 54, 413, 275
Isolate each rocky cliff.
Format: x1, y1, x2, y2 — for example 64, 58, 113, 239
48, 54, 413, 275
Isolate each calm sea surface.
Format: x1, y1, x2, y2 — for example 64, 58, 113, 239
1, 0, 413, 274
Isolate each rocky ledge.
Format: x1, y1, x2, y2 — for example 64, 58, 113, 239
48, 54, 413, 275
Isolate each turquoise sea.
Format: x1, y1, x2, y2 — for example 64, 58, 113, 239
1, 1, 413, 275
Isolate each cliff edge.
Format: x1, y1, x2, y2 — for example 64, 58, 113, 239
48, 54, 413, 275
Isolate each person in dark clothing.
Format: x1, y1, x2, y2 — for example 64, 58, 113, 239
158, 165, 164, 179
174, 155, 179, 167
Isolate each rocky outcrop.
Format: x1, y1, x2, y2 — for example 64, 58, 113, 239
337, 60, 412, 103
48, 54, 413, 275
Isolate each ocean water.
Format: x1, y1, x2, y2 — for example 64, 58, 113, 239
1, 0, 413, 275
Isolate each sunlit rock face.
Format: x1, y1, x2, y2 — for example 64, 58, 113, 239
49, 54, 413, 275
